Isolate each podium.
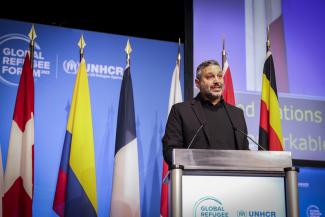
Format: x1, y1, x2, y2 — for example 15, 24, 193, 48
168, 149, 299, 217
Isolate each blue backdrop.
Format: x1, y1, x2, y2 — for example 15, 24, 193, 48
0, 19, 183, 217
298, 167, 325, 217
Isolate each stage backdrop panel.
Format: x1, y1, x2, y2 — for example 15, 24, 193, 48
193, 0, 325, 162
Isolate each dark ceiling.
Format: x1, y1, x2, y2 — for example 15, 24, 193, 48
1, 1, 185, 42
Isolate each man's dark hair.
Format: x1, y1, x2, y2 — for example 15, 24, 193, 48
196, 60, 221, 79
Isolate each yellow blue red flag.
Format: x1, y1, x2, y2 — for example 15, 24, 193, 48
53, 58, 98, 217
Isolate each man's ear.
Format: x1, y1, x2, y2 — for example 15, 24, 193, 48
195, 78, 200, 89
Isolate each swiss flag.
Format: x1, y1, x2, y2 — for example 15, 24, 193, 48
3, 52, 34, 217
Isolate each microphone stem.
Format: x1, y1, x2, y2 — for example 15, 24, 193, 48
222, 100, 265, 151
234, 127, 265, 151
187, 124, 204, 149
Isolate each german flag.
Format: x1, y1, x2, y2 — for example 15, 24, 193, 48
258, 50, 284, 151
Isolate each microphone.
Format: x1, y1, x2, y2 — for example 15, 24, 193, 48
220, 97, 239, 150
233, 127, 266, 151
187, 123, 205, 149
164, 123, 205, 182
221, 99, 266, 151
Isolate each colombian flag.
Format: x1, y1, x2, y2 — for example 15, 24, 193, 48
53, 58, 98, 217
258, 50, 284, 151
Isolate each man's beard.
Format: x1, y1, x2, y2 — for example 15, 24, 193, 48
200, 83, 223, 100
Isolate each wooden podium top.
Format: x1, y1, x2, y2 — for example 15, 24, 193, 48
172, 149, 292, 172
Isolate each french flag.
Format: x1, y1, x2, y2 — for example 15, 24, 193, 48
110, 63, 140, 217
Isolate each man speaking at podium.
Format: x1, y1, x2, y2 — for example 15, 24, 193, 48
163, 60, 249, 165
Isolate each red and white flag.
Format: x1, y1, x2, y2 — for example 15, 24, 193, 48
0, 147, 3, 217
160, 50, 183, 217
222, 45, 236, 105
3, 52, 34, 217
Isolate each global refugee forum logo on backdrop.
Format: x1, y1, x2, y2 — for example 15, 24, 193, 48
0, 33, 51, 87
307, 205, 322, 217
193, 196, 228, 217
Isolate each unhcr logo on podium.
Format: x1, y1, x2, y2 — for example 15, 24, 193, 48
236, 210, 277, 217
237, 210, 247, 216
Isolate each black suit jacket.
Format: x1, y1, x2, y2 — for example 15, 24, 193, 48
162, 96, 249, 165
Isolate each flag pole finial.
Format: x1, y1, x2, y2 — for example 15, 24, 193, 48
28, 24, 37, 69
266, 25, 271, 52
78, 34, 86, 61
125, 39, 132, 66
28, 24, 37, 46
177, 38, 181, 64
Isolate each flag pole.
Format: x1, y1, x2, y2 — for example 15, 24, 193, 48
28, 24, 36, 69
78, 34, 86, 62
125, 39, 132, 67
177, 38, 181, 65
266, 25, 271, 52
177, 38, 181, 79
222, 38, 226, 70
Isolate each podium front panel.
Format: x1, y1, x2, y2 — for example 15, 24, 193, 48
182, 175, 286, 217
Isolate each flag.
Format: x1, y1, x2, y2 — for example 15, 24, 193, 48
222, 46, 236, 106
53, 58, 98, 217
110, 64, 140, 217
0, 146, 4, 217
3, 52, 34, 217
268, 1, 289, 92
160, 53, 183, 217
258, 50, 284, 151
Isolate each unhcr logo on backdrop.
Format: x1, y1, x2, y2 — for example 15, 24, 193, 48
192, 196, 228, 217
0, 33, 51, 87
63, 60, 78, 74
63, 59, 124, 80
